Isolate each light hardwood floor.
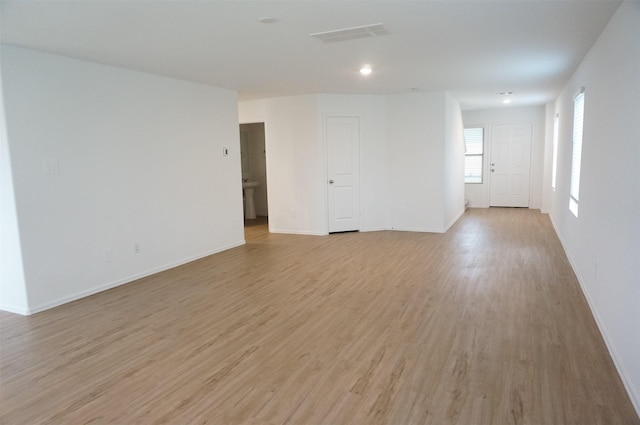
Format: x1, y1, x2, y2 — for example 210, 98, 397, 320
1, 209, 638, 424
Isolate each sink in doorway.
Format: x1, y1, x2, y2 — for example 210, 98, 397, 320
242, 181, 260, 219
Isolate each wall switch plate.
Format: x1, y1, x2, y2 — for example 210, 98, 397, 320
103, 248, 112, 262
44, 159, 60, 175
134, 243, 140, 254
223, 147, 229, 157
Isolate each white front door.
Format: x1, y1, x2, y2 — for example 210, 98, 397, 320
326, 116, 360, 233
489, 124, 532, 207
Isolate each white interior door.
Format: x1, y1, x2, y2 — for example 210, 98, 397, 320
489, 124, 532, 207
326, 116, 360, 233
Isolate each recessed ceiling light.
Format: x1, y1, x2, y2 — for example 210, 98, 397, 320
258, 17, 278, 24
502, 98, 512, 104
360, 65, 372, 76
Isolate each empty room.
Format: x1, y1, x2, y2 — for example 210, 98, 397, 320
1, 1, 638, 424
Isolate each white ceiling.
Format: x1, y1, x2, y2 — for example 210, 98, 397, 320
0, 0, 621, 110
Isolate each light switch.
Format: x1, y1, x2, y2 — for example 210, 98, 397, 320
44, 159, 60, 175
223, 147, 229, 157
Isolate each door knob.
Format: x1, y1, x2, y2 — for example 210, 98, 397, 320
329, 179, 334, 184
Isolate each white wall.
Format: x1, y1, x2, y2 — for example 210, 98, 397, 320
387, 92, 446, 232
240, 91, 464, 235
240, 96, 324, 235
541, 102, 556, 213
0, 58, 28, 314
1, 46, 244, 314
443, 93, 466, 229
240, 94, 390, 234
462, 106, 546, 209
545, 1, 639, 414
387, 91, 464, 232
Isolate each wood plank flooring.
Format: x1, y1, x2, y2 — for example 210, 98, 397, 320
1, 208, 638, 424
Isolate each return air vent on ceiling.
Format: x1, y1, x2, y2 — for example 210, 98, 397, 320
309, 23, 389, 43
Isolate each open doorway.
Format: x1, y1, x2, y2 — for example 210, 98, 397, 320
239, 123, 268, 230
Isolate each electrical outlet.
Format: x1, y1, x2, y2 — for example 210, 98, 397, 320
104, 248, 112, 262
134, 243, 140, 254
290, 209, 297, 218
400, 206, 407, 215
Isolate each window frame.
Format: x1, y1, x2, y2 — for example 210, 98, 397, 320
551, 113, 559, 191
569, 88, 585, 217
464, 126, 484, 184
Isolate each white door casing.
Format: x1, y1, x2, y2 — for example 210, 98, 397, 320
326, 116, 360, 233
489, 124, 532, 207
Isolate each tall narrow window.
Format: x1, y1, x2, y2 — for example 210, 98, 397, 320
464, 127, 484, 184
551, 114, 559, 191
569, 89, 585, 217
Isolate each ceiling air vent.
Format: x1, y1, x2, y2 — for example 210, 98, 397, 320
309, 23, 389, 43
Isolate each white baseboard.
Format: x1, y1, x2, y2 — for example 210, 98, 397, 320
0, 303, 30, 315
269, 228, 327, 236
24, 241, 246, 316
360, 227, 389, 233
269, 212, 464, 237
443, 208, 465, 233
390, 208, 465, 234
548, 215, 640, 418
390, 226, 445, 233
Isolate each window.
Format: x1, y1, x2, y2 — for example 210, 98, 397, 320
569, 89, 585, 217
551, 114, 559, 191
464, 127, 484, 183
